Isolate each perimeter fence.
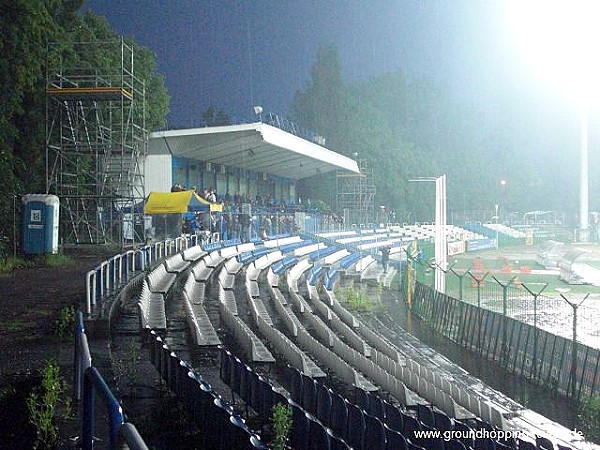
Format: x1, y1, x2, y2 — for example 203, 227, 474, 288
405, 259, 600, 400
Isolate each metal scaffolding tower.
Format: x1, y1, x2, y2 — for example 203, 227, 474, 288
336, 158, 376, 226
46, 39, 147, 246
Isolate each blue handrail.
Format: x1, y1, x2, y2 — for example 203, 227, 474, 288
82, 366, 125, 450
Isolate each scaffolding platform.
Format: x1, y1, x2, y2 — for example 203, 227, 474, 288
46, 86, 133, 101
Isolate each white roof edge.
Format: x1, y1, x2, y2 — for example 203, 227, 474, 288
259, 123, 360, 174
149, 122, 360, 175
150, 122, 261, 139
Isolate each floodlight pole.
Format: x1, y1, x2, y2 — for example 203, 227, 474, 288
410, 175, 447, 293
579, 101, 589, 242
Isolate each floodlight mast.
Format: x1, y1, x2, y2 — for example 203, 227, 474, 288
409, 175, 447, 293
507, 0, 600, 242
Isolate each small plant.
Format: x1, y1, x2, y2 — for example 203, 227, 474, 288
55, 305, 76, 341
0, 255, 32, 273
44, 252, 73, 268
279, 273, 288, 291
345, 284, 373, 312
578, 394, 600, 443
376, 281, 384, 302
271, 402, 293, 450
27, 360, 70, 449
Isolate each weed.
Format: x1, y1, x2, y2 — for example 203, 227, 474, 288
271, 402, 292, 450
344, 284, 373, 312
0, 255, 32, 273
2, 319, 28, 332
27, 360, 71, 449
55, 306, 76, 341
578, 394, 600, 443
44, 253, 73, 268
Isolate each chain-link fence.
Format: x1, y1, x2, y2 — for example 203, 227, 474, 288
404, 257, 600, 400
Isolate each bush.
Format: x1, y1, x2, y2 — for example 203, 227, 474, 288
27, 360, 71, 449
271, 402, 292, 450
578, 394, 600, 443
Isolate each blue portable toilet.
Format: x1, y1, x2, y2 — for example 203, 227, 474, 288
22, 194, 60, 255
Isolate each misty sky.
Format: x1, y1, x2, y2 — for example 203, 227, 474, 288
84, 0, 600, 186
85, 1, 584, 123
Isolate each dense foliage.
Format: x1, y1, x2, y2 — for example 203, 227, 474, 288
0, 0, 169, 250
292, 44, 582, 224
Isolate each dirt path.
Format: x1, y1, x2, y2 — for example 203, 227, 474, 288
0, 247, 115, 448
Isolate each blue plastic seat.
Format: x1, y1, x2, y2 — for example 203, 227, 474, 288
288, 399, 309, 450
384, 423, 408, 450
327, 428, 352, 450
364, 412, 386, 450
445, 438, 468, 450
474, 436, 497, 450
417, 423, 444, 450
307, 412, 331, 450
432, 408, 453, 431
316, 383, 333, 427
402, 412, 421, 438
346, 400, 365, 450
369, 393, 386, 421
416, 403, 436, 428
407, 441, 427, 450
383, 400, 404, 433
301, 373, 317, 414
330, 391, 348, 439
250, 434, 269, 449
536, 436, 555, 450
209, 397, 235, 450
229, 414, 258, 450
516, 438, 536, 450
453, 420, 475, 449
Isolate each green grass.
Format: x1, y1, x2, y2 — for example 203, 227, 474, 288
1, 319, 29, 332
44, 253, 73, 267
0, 256, 33, 273
418, 250, 600, 299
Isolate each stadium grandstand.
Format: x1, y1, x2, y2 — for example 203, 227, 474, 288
69, 118, 598, 450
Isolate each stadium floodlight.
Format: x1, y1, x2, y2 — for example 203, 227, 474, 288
253, 105, 263, 122
507, 0, 600, 241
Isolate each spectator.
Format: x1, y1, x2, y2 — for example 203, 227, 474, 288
381, 247, 390, 273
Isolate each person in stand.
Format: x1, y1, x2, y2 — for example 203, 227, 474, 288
381, 246, 390, 273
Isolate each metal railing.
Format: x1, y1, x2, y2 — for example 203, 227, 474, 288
405, 262, 600, 400
75, 311, 149, 449
84, 235, 196, 315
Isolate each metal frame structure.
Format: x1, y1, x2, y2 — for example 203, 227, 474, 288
46, 39, 147, 246
336, 158, 376, 227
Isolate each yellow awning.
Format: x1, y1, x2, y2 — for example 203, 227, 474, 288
143, 191, 222, 214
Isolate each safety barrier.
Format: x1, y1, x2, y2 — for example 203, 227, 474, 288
75, 311, 148, 449
84, 236, 193, 315
411, 281, 600, 400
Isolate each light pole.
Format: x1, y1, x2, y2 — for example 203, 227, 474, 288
507, 1, 600, 242
409, 175, 447, 293
493, 204, 499, 249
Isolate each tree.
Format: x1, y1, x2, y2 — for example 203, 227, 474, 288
0, 0, 169, 251
201, 105, 231, 127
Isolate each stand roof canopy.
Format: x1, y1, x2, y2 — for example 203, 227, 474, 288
148, 122, 360, 181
